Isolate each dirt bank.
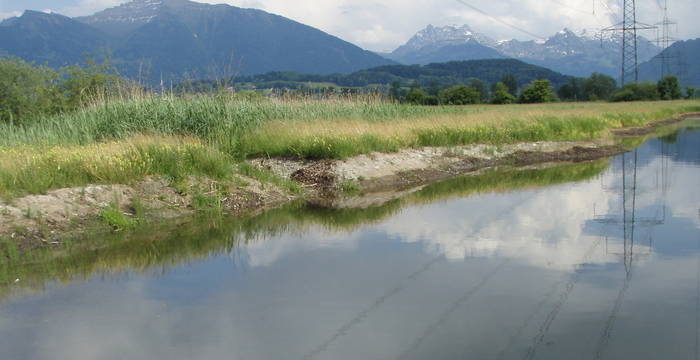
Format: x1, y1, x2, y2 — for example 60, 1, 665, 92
0, 175, 295, 251
259, 139, 624, 195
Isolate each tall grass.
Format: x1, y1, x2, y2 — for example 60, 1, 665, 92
1, 93, 698, 197
0, 136, 233, 198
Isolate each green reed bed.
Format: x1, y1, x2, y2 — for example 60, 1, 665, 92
1, 95, 698, 198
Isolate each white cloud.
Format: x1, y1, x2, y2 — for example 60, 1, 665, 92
59, 0, 123, 17
0, 11, 21, 20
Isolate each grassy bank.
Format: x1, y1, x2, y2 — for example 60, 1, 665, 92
1, 94, 699, 198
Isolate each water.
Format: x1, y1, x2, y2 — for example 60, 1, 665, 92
0, 123, 699, 360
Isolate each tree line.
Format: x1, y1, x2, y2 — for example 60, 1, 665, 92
2, 56, 697, 126
391, 72, 694, 106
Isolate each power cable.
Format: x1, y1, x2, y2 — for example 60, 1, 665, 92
454, 0, 546, 40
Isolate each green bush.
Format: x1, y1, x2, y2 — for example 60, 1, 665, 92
582, 73, 617, 101
491, 82, 517, 104
0, 58, 61, 125
405, 88, 428, 105
657, 75, 682, 100
519, 79, 558, 104
0, 56, 122, 125
611, 82, 660, 102
439, 85, 481, 105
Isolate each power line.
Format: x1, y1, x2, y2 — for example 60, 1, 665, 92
454, 0, 546, 40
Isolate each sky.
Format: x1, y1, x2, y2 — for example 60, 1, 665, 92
1, 0, 698, 52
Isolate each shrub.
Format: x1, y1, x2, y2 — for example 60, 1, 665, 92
439, 85, 481, 105
611, 82, 660, 102
0, 56, 123, 125
519, 79, 558, 104
657, 75, 682, 100
0, 58, 61, 125
405, 88, 428, 105
491, 82, 516, 104
582, 73, 617, 101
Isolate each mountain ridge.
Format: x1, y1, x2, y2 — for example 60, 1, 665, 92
387, 24, 661, 78
638, 38, 700, 87
0, 0, 395, 82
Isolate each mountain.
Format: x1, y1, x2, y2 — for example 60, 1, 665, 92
388, 25, 505, 64
638, 38, 700, 87
0, 11, 109, 67
388, 25, 661, 78
0, 0, 394, 82
498, 29, 659, 78
234, 58, 573, 89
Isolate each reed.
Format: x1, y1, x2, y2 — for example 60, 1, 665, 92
1, 92, 698, 197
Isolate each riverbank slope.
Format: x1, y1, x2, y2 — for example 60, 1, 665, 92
1, 98, 699, 249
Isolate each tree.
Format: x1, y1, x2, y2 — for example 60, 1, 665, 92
405, 87, 428, 105
500, 74, 518, 96
423, 95, 440, 106
468, 78, 488, 103
60, 56, 120, 110
582, 73, 617, 101
519, 79, 558, 104
426, 80, 441, 96
611, 82, 660, 102
557, 78, 582, 101
491, 82, 516, 104
0, 57, 61, 125
439, 86, 481, 105
657, 75, 682, 100
686, 86, 696, 99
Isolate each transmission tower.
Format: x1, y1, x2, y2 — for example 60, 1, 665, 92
603, 0, 657, 85
655, 0, 677, 77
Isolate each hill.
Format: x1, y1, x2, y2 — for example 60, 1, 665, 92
0, 11, 109, 67
638, 38, 700, 87
232, 58, 572, 90
0, 0, 394, 82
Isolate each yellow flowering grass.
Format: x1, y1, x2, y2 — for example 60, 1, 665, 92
0, 136, 232, 198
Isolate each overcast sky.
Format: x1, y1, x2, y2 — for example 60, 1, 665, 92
1, 0, 698, 52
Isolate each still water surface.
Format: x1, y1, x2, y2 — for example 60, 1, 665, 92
0, 123, 699, 360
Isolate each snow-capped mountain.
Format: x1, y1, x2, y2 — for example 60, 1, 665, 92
389, 25, 662, 78
389, 24, 505, 65
393, 24, 497, 56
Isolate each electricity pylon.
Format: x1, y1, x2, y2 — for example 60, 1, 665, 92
602, 0, 657, 85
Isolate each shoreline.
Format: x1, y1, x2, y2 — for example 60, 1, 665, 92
1, 112, 698, 250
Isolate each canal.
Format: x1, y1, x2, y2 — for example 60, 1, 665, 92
1, 121, 698, 360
